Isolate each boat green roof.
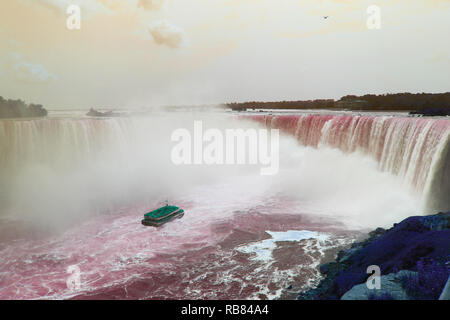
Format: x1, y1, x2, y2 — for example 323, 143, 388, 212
144, 205, 181, 219
141, 210, 184, 227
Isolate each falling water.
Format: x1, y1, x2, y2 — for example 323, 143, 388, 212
248, 114, 450, 212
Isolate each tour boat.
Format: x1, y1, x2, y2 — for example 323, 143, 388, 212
141, 204, 184, 227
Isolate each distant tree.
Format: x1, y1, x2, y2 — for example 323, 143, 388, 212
225, 92, 450, 113
0, 96, 48, 118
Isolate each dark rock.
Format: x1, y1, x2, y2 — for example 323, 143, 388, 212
421, 212, 450, 230
320, 262, 341, 274
297, 211, 450, 300
368, 227, 387, 238
341, 270, 416, 300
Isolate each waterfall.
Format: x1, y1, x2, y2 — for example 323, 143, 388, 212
0, 113, 448, 224
248, 114, 450, 212
0, 116, 181, 222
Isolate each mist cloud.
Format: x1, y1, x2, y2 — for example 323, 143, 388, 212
149, 20, 187, 48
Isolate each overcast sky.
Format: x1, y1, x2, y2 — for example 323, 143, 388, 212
0, 0, 449, 109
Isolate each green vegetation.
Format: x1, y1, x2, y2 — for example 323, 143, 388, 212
227, 92, 450, 113
0, 96, 47, 118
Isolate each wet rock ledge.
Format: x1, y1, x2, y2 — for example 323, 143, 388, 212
297, 212, 450, 300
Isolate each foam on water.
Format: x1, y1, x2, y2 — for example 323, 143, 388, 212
237, 230, 329, 262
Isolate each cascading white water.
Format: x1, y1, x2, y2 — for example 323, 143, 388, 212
250, 114, 450, 212
0, 113, 269, 226
0, 111, 447, 229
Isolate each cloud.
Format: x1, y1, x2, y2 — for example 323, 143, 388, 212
10, 54, 57, 83
138, 0, 166, 11
14, 62, 57, 83
149, 20, 187, 48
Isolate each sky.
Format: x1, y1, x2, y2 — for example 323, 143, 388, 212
0, 0, 449, 109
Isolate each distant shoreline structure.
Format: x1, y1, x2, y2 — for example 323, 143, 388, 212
86, 108, 122, 117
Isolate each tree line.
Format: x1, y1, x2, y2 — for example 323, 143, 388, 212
0, 96, 48, 118
227, 92, 450, 113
